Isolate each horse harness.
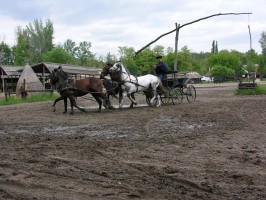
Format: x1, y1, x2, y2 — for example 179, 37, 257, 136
113, 64, 153, 93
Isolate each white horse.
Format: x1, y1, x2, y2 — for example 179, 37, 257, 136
109, 62, 162, 108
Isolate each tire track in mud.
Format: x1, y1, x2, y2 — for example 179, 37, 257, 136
1, 87, 266, 199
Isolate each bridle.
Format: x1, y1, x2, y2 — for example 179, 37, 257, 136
110, 63, 131, 83
50, 69, 71, 92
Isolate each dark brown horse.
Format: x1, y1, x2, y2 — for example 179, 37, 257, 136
51, 66, 110, 114
100, 63, 135, 108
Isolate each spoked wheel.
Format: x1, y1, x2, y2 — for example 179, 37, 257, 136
186, 85, 196, 102
171, 88, 183, 105
160, 91, 170, 104
161, 96, 168, 104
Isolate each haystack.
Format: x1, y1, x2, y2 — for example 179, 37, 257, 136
16, 64, 45, 98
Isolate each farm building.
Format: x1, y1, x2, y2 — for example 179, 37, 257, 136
28, 62, 102, 89
1, 62, 103, 93
0, 65, 23, 92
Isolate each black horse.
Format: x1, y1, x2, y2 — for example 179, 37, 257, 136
50, 66, 111, 114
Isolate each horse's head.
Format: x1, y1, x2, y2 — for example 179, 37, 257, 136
109, 63, 121, 73
50, 66, 69, 90
100, 63, 113, 79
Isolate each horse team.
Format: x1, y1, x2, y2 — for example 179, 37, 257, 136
50, 62, 165, 114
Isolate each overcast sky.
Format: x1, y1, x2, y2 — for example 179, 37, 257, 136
0, 0, 265, 58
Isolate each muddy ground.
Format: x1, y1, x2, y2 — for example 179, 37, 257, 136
0, 83, 265, 200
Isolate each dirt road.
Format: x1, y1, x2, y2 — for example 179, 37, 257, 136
0, 83, 265, 199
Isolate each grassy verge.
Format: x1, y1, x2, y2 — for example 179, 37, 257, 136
234, 84, 266, 95
0, 92, 60, 106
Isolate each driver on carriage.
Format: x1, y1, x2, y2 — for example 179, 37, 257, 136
153, 55, 169, 98
153, 55, 168, 81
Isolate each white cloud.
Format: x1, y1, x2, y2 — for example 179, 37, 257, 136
0, 0, 265, 57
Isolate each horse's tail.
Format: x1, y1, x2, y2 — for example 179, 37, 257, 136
158, 81, 169, 98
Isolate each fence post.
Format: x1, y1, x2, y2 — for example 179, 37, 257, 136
4, 80, 7, 101
22, 79, 27, 99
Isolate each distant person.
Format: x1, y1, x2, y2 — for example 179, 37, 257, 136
153, 55, 168, 80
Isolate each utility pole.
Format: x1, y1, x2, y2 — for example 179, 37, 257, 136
174, 23, 180, 71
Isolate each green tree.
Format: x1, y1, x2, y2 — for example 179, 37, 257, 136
0, 41, 13, 65
177, 46, 193, 72
211, 65, 235, 79
63, 39, 78, 57
13, 28, 30, 65
259, 31, 266, 51
258, 31, 266, 78
164, 52, 175, 71
118, 46, 137, 74
135, 48, 155, 75
152, 45, 164, 56
76, 41, 94, 66
211, 40, 215, 54
215, 41, 218, 54
105, 52, 117, 64
23, 19, 54, 63
42, 47, 73, 64
211, 40, 218, 54
207, 50, 241, 76
245, 49, 260, 72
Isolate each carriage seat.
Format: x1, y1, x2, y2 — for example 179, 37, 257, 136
166, 70, 179, 74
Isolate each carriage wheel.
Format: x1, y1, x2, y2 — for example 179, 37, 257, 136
171, 88, 183, 105
186, 85, 196, 103
161, 93, 169, 104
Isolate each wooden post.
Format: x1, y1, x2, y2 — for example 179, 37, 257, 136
174, 23, 180, 71
22, 79, 26, 99
4, 80, 7, 101
42, 64, 45, 87
1, 68, 4, 92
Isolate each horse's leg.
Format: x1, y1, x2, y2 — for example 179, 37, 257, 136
52, 96, 64, 112
69, 96, 75, 115
127, 93, 137, 108
107, 93, 116, 109
91, 93, 103, 112
119, 91, 127, 109
150, 84, 161, 107
63, 98, 68, 113
69, 96, 86, 114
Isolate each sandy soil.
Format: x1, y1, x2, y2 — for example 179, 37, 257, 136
0, 83, 265, 200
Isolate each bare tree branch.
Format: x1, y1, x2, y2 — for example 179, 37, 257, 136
135, 12, 252, 56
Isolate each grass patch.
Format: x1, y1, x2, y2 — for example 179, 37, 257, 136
234, 84, 266, 95
0, 92, 60, 106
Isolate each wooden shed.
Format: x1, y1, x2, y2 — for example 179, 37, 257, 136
20, 62, 103, 89
0, 65, 23, 92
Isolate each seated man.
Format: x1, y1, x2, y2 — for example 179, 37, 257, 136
154, 55, 168, 81
153, 55, 169, 98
